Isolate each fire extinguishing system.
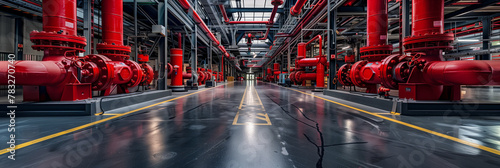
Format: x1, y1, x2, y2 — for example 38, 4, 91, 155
294, 35, 327, 90
0, 0, 155, 102
337, 0, 500, 100
168, 48, 214, 90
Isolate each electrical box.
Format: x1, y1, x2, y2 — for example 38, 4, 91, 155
152, 25, 165, 36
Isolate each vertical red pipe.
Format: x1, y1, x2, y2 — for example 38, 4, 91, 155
412, 0, 444, 36
178, 33, 182, 47
101, 0, 124, 46
42, 0, 78, 36
273, 63, 280, 71
367, 0, 388, 46
297, 43, 307, 59
170, 48, 184, 87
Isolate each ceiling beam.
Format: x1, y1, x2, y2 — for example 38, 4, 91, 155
226, 8, 284, 13
444, 0, 499, 19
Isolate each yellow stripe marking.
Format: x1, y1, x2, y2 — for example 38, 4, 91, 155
282, 86, 500, 156
101, 113, 119, 116
256, 116, 267, 121
0, 84, 228, 156
233, 85, 271, 125
373, 113, 392, 115
238, 86, 249, 110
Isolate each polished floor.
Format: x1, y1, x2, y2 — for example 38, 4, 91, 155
1, 81, 500, 168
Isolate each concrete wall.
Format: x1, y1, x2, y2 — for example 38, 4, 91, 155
0, 14, 15, 54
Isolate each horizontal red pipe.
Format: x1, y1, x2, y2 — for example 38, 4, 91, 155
297, 58, 319, 67
0, 61, 66, 85
182, 72, 192, 79
297, 72, 317, 82
177, 0, 220, 46
424, 61, 500, 85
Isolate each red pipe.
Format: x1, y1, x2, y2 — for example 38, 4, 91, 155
218, 5, 230, 23
0, 61, 66, 86
258, 27, 270, 40
221, 53, 224, 81
290, 0, 307, 16
412, 0, 444, 36
170, 48, 184, 87
226, 0, 282, 25
267, 0, 326, 61
178, 33, 182, 47
177, 0, 220, 46
305, 35, 322, 56
0, 0, 89, 101
367, 0, 388, 46
183, 71, 192, 79
167, 63, 173, 76
101, 0, 124, 46
296, 71, 316, 82
424, 61, 500, 86
268, 0, 283, 24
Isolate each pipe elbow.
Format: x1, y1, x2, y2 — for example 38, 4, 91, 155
425, 61, 493, 85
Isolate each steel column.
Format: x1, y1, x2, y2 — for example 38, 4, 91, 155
158, 2, 167, 90
83, 0, 92, 56
328, 8, 337, 90
479, 16, 492, 60
134, 0, 138, 61
402, 0, 411, 38
14, 18, 23, 61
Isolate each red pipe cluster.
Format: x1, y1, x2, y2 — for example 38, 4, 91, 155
267, 0, 327, 61
0, 0, 155, 101
223, 0, 282, 41
177, 0, 231, 80
337, 0, 500, 100
291, 35, 327, 89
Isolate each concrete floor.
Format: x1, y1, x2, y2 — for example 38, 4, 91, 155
1, 81, 500, 167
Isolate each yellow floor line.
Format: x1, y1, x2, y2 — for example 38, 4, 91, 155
282, 86, 500, 156
0, 83, 228, 156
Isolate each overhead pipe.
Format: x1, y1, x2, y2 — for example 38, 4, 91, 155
266, 0, 328, 62
218, 4, 230, 23
177, 0, 220, 46
290, 0, 308, 16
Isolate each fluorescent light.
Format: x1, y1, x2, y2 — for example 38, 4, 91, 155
342, 46, 350, 50
457, 39, 479, 42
